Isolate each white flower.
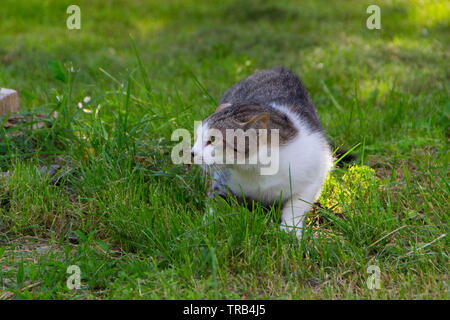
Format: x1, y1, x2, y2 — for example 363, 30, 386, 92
83, 96, 91, 103
78, 102, 83, 109
95, 104, 102, 117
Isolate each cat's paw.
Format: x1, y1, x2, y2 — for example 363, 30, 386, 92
202, 207, 215, 223
280, 223, 303, 240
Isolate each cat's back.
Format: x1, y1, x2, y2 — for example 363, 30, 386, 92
219, 67, 308, 105
220, 67, 322, 132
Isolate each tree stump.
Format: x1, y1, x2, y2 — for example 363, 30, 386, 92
0, 88, 20, 115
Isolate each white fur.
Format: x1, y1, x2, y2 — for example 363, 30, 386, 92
192, 103, 333, 239
192, 123, 214, 164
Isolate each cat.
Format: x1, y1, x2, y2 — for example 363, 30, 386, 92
191, 67, 333, 239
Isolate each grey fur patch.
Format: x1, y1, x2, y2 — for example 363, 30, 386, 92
219, 66, 323, 133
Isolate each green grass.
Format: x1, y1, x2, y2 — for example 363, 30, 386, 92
0, 0, 449, 299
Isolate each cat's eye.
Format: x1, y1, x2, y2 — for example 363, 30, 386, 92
206, 136, 215, 146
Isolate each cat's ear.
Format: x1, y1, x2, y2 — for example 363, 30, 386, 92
242, 113, 270, 129
215, 103, 231, 112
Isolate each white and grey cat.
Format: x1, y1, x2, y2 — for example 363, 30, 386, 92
191, 67, 333, 239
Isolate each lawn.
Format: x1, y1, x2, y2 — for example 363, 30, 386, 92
0, 0, 448, 299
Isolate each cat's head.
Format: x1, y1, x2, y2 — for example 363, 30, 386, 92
191, 103, 298, 168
